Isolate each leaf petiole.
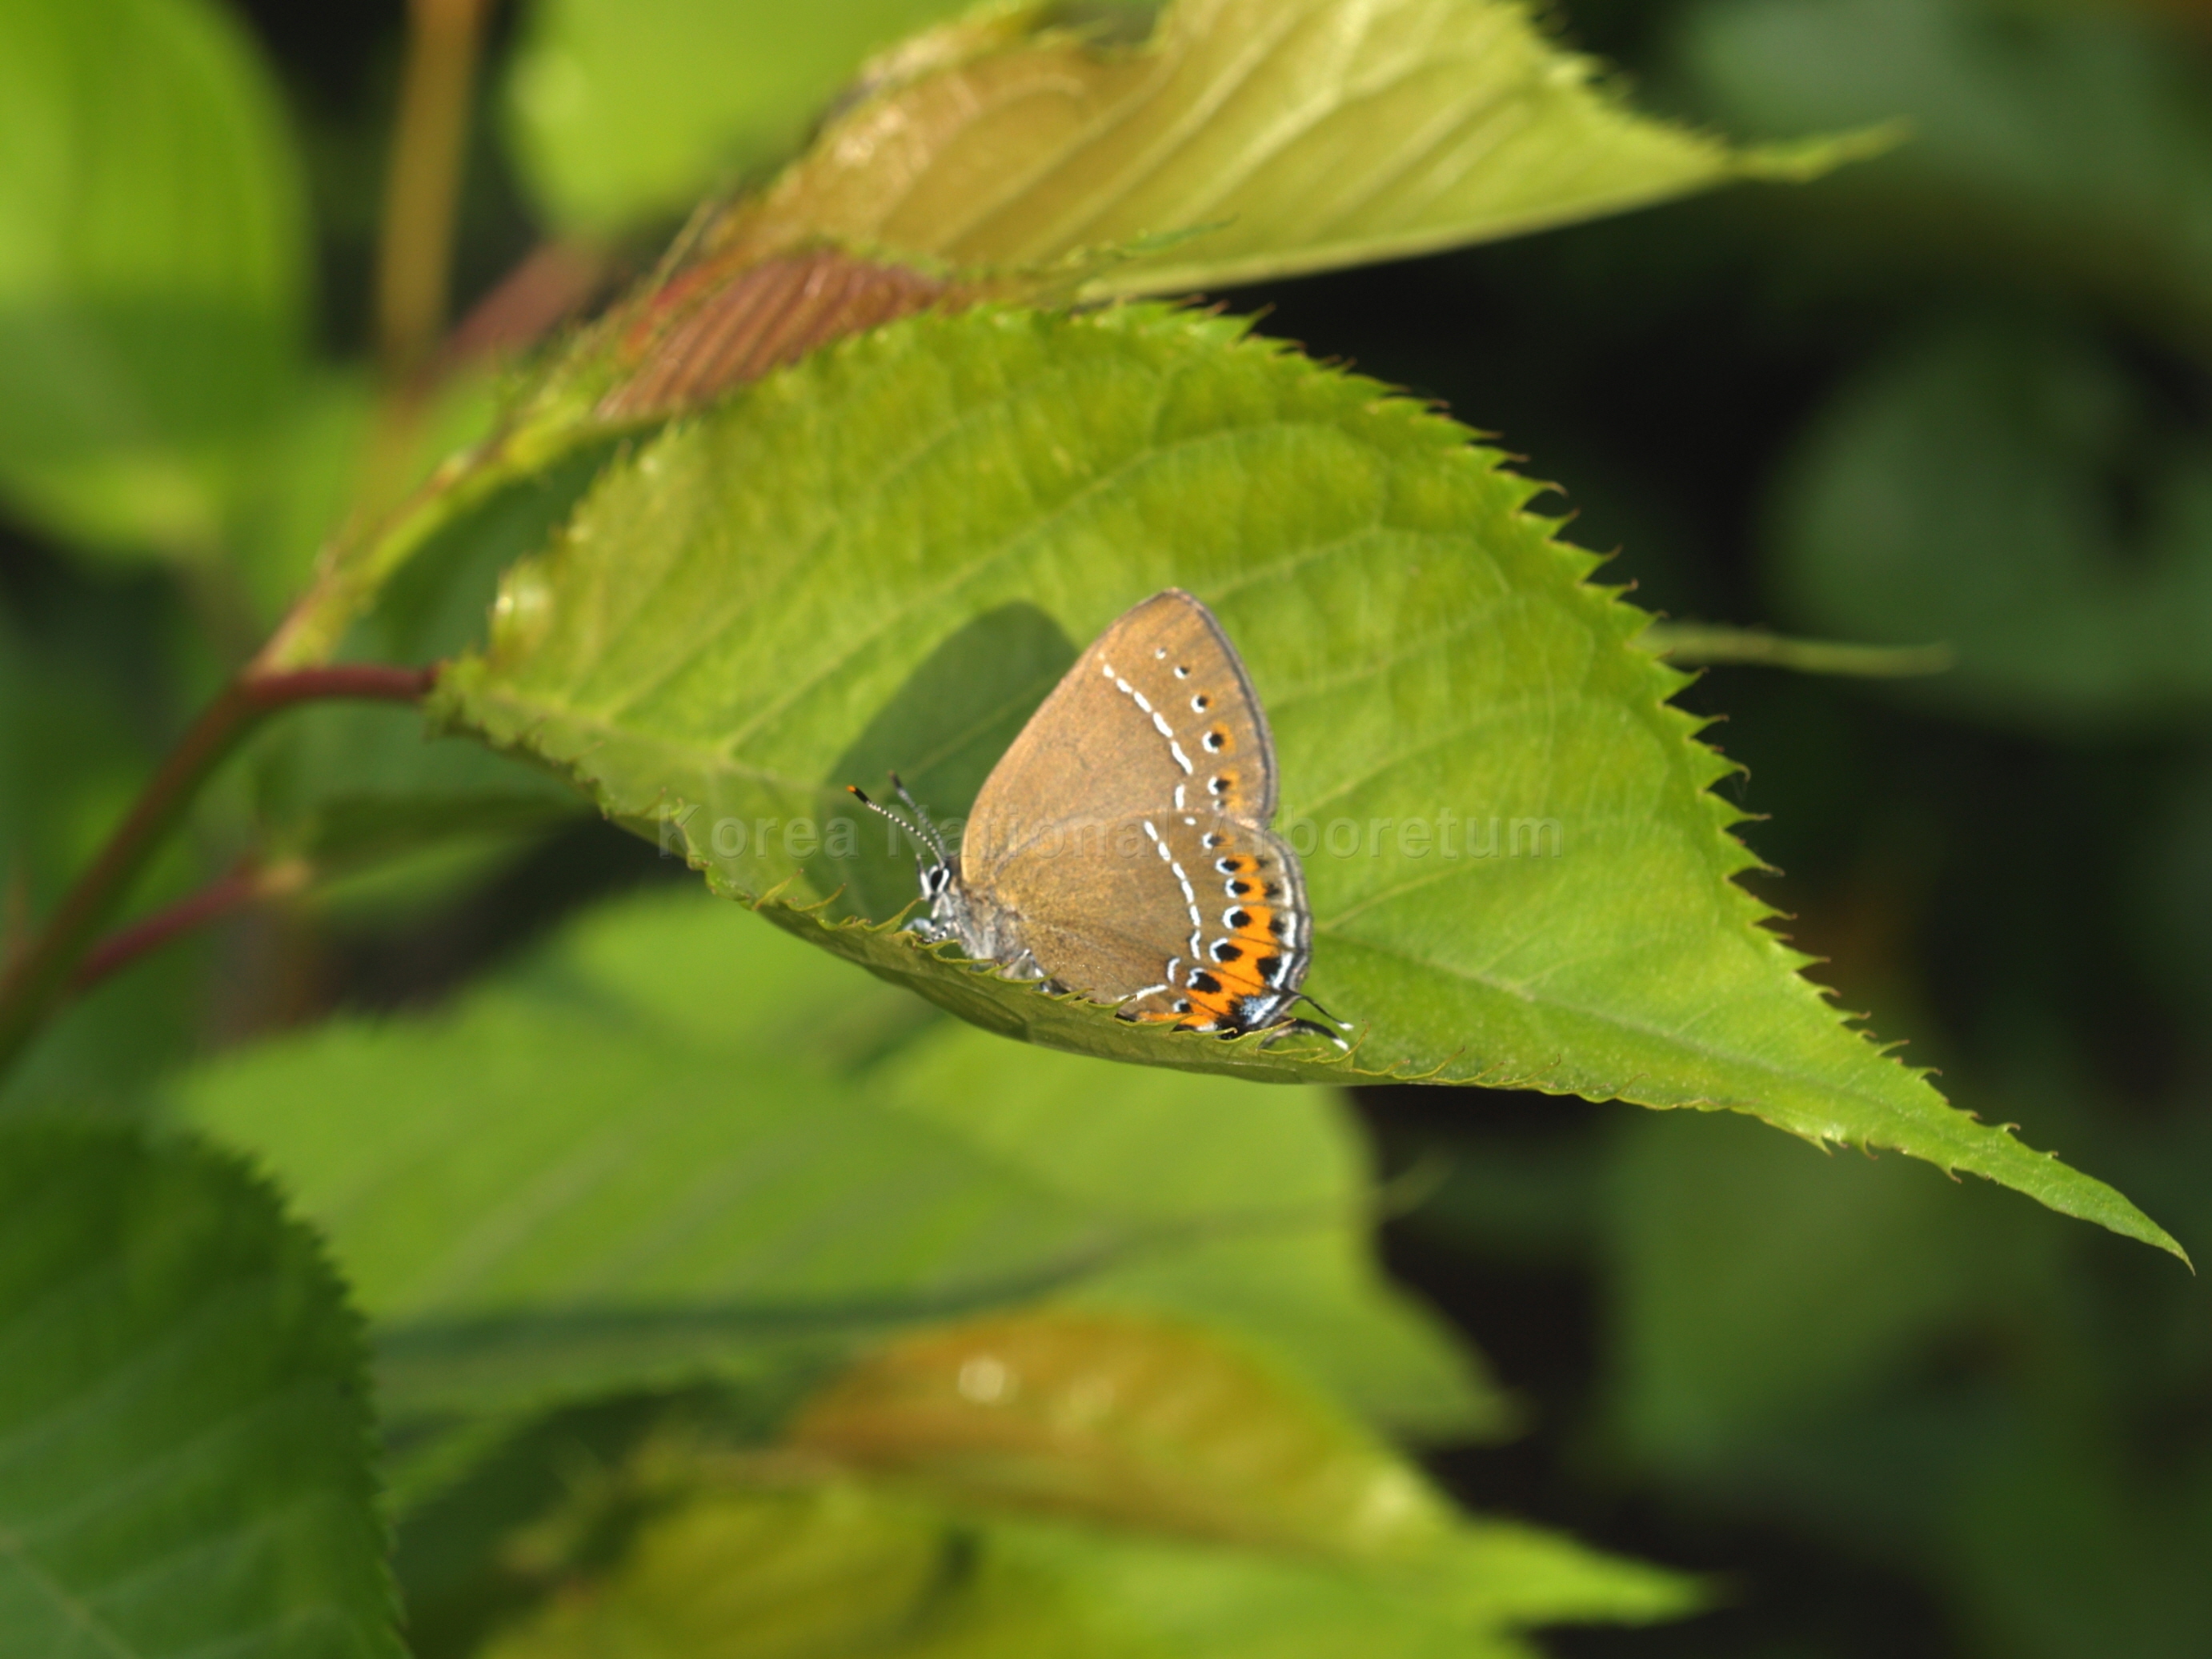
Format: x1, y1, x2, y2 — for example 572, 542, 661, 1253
0, 664, 436, 1081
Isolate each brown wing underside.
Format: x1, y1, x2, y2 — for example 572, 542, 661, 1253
962, 589, 1278, 884
992, 811, 1311, 1032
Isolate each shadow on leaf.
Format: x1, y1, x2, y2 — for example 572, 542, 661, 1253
822, 601, 1076, 922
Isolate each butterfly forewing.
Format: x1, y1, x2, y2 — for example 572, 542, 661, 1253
961, 590, 1278, 884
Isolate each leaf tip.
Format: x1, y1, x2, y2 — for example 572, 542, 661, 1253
1739, 120, 1913, 183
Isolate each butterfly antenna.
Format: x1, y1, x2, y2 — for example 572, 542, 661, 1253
887, 771, 953, 866
846, 784, 937, 865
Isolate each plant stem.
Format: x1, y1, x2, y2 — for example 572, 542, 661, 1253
0, 665, 435, 1080
378, 0, 497, 385
1641, 623, 1954, 677
69, 857, 313, 1000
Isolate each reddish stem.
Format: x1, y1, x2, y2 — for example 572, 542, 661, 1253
0, 664, 436, 1077
244, 664, 438, 710
69, 859, 311, 998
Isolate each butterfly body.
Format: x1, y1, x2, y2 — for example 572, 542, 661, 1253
878, 590, 1326, 1040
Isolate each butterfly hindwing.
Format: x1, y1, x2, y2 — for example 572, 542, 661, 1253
1124, 812, 1309, 1033
992, 810, 1310, 1034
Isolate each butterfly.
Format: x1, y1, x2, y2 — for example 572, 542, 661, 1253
852, 589, 1343, 1043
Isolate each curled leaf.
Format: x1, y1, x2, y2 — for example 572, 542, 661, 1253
788, 1308, 1455, 1558
642, 0, 1877, 297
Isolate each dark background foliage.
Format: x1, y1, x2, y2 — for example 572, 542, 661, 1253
6, 2, 2208, 1654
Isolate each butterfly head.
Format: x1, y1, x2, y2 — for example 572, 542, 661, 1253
848, 776, 965, 937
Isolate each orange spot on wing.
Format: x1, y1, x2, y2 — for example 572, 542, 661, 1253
1130, 888, 1299, 1035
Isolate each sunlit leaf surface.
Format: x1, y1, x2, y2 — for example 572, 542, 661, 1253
431, 303, 2182, 1256
702, 0, 1862, 298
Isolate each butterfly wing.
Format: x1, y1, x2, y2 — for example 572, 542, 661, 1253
990, 810, 1312, 1033
961, 589, 1279, 884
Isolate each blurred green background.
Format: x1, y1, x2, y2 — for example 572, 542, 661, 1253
2, 1, 2208, 1653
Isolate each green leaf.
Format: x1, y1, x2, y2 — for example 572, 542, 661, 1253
481, 1477, 968, 1659
611, 1498, 1692, 1658
269, 0, 1878, 671
1673, 0, 2212, 352
786, 1307, 1461, 1558
1769, 320, 2212, 730
171, 888, 1499, 1442
0, 0, 307, 559
0, 1120, 398, 1657
703, 0, 1873, 299
429, 302, 2182, 1257
474, 1485, 1692, 1659
245, 699, 583, 931
503, 0, 976, 233
473, 1313, 1695, 1658
962, 1508, 1694, 1657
